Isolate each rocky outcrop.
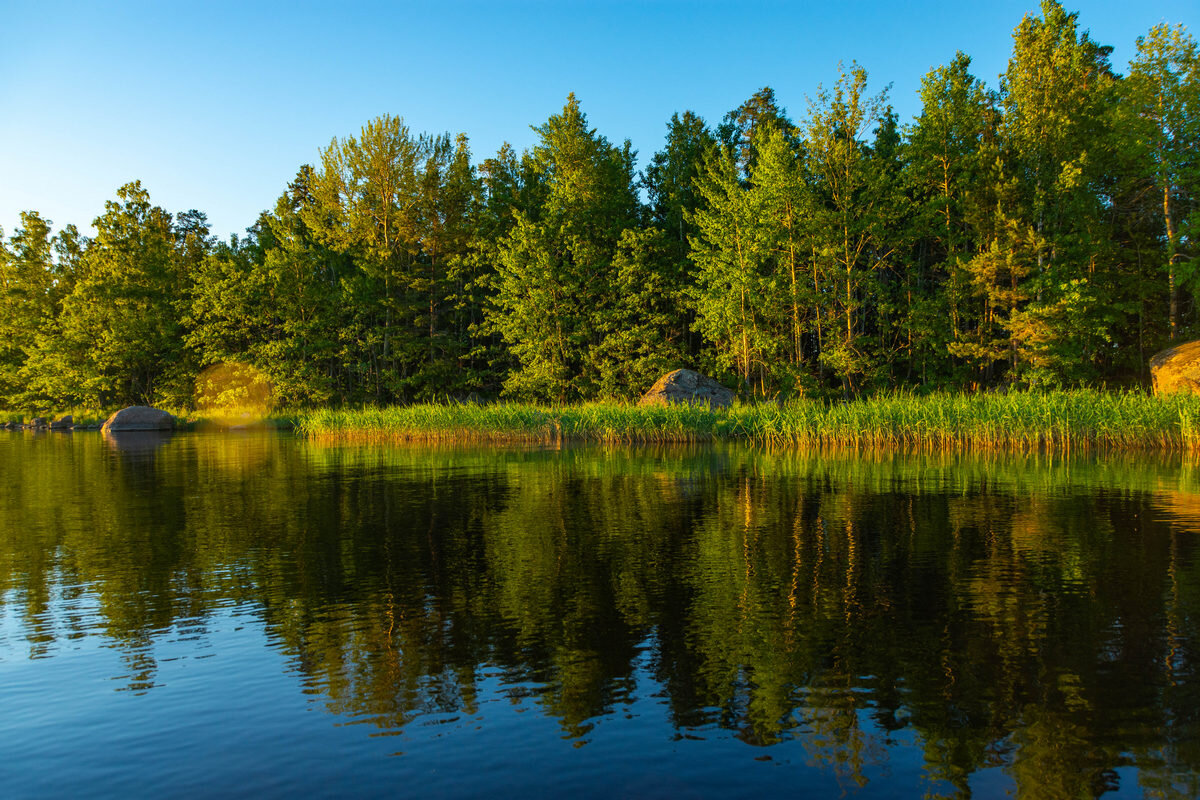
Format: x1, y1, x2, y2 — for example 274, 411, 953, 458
1150, 340, 1200, 395
29, 417, 48, 429
101, 406, 175, 433
638, 369, 735, 409
50, 415, 73, 430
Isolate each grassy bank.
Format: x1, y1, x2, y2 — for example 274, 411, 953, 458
1, 407, 297, 430
296, 390, 1200, 452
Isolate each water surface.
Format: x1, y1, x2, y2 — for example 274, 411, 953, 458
2, 431, 1199, 798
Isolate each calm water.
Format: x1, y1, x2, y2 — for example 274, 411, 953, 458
2, 431, 1199, 798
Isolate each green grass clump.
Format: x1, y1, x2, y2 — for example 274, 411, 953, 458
296, 390, 1200, 452
298, 401, 724, 444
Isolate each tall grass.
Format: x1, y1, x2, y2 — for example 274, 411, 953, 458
296, 390, 1200, 452
298, 401, 724, 444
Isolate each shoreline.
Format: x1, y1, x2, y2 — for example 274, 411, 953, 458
10, 389, 1200, 452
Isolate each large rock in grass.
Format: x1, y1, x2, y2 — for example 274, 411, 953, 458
101, 406, 175, 433
1150, 340, 1200, 396
638, 369, 734, 410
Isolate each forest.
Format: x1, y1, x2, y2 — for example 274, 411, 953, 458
0, 1, 1196, 411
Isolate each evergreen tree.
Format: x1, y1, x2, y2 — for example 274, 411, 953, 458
689, 146, 779, 394
644, 111, 717, 362
0, 213, 55, 407
464, 142, 546, 393
905, 52, 994, 384
717, 86, 800, 176
305, 115, 424, 400
189, 168, 353, 405
589, 228, 687, 398
490, 94, 640, 401
646, 111, 717, 247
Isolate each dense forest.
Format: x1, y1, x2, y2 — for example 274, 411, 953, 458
1, 1, 1197, 410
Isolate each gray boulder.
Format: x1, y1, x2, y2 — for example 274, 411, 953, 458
638, 369, 734, 409
1150, 340, 1200, 395
29, 417, 49, 429
101, 406, 175, 433
50, 415, 73, 430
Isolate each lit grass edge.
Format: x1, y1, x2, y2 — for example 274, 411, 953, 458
294, 390, 1200, 452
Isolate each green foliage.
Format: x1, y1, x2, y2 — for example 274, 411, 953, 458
1122, 23, 1200, 342
688, 144, 776, 392
644, 111, 716, 248
0, 213, 56, 407
0, 3, 1196, 407
804, 63, 898, 393
18, 183, 206, 409
489, 94, 641, 401
997, 1, 1118, 384
589, 228, 688, 399
716, 86, 799, 176
903, 52, 994, 383
303, 118, 483, 400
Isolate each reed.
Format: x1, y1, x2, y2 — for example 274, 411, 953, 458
295, 390, 1200, 452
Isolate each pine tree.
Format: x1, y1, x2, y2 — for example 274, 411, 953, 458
689, 146, 778, 394
644, 111, 717, 363
0, 213, 55, 407
905, 52, 993, 384
490, 94, 639, 401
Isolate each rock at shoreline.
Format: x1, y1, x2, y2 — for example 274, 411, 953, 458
638, 369, 735, 410
1150, 340, 1200, 395
101, 406, 175, 433
29, 417, 49, 429
50, 415, 73, 430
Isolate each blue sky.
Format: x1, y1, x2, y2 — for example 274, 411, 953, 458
2, 0, 1196, 241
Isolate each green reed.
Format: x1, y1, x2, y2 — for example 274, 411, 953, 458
296, 390, 1200, 452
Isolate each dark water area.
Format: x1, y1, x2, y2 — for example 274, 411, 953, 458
2, 431, 1199, 798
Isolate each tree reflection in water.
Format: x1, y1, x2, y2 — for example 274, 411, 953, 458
1, 433, 1198, 798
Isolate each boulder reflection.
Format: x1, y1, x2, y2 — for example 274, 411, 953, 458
1, 434, 1199, 798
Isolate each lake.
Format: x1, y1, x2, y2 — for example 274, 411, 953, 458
2, 431, 1198, 798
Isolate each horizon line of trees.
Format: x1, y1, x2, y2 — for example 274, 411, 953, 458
1, 1, 1197, 411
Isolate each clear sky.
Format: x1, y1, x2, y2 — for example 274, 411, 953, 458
1, 0, 1196, 241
